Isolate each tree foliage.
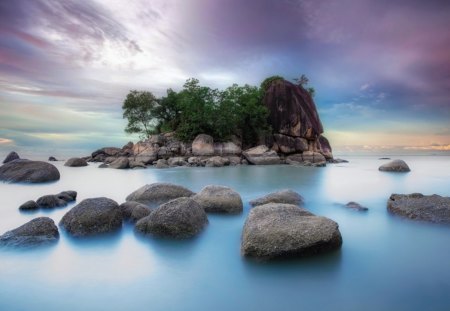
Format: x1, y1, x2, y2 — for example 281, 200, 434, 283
122, 90, 158, 138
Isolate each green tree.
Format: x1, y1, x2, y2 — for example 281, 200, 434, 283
260, 75, 284, 91
294, 74, 309, 86
153, 88, 181, 133
307, 87, 315, 98
122, 90, 158, 138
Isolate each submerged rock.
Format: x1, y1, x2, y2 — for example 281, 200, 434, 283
379, 159, 410, 172
3, 151, 20, 164
0, 217, 59, 247
241, 203, 342, 259
193, 185, 243, 214
135, 197, 208, 238
120, 201, 153, 222
126, 183, 195, 207
60, 197, 122, 237
345, 202, 368, 211
387, 193, 450, 224
0, 159, 60, 183
250, 189, 304, 207
64, 157, 88, 167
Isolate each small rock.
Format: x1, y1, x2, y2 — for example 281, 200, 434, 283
345, 202, 368, 211
2, 151, 19, 164
250, 189, 304, 207
56, 190, 77, 202
0, 217, 59, 247
48, 156, 58, 161
193, 185, 243, 214
204, 156, 230, 167
135, 197, 208, 238
379, 159, 410, 172
126, 183, 195, 207
19, 200, 39, 211
98, 164, 108, 168
64, 157, 88, 167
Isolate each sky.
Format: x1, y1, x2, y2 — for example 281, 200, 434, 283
0, 0, 449, 157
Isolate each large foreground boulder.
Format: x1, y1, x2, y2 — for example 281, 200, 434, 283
126, 183, 195, 207
243, 145, 281, 165
387, 193, 450, 224
135, 197, 208, 238
250, 189, 304, 207
0, 159, 60, 183
60, 197, 122, 237
193, 185, 243, 214
0, 217, 59, 247
3, 151, 19, 164
64, 157, 88, 167
241, 203, 342, 259
379, 159, 410, 172
120, 201, 153, 222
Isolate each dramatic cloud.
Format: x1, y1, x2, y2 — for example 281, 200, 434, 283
0, 0, 449, 156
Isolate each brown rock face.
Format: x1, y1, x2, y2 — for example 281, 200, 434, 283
263, 80, 323, 140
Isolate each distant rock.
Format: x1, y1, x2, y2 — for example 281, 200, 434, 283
120, 201, 153, 222
193, 185, 243, 214
3, 151, 20, 164
243, 145, 281, 165
64, 157, 88, 167
250, 189, 304, 207
60, 197, 122, 237
0, 217, 59, 247
98, 163, 108, 168
329, 158, 349, 164
109, 157, 129, 169
135, 197, 208, 238
168, 157, 188, 167
379, 157, 391, 160
345, 201, 368, 211
92, 147, 121, 159
379, 159, 410, 172
155, 159, 169, 169
126, 183, 195, 207
19, 200, 39, 211
48, 156, 58, 161
204, 156, 230, 167
0, 159, 60, 183
241, 203, 342, 259
387, 193, 450, 224
192, 134, 215, 156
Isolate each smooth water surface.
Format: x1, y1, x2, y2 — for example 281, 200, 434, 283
0, 156, 449, 311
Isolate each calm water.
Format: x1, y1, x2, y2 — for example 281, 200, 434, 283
0, 156, 449, 311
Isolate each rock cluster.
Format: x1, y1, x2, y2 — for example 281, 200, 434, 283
19, 191, 77, 211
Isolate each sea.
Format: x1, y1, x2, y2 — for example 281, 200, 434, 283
0, 155, 449, 311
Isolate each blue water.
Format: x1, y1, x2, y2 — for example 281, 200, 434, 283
0, 156, 449, 311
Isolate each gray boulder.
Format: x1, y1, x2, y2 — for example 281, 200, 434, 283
19, 200, 39, 211
204, 156, 230, 167
250, 189, 304, 207
98, 164, 108, 168
120, 201, 153, 222
168, 157, 188, 167
387, 193, 450, 224
3, 151, 19, 163
0, 217, 59, 247
109, 157, 129, 169
241, 203, 342, 259
64, 157, 88, 167
155, 159, 169, 169
57, 190, 77, 202
135, 197, 208, 238
243, 145, 281, 165
36, 195, 67, 208
0, 159, 60, 183
379, 159, 410, 172
193, 185, 243, 214
60, 197, 122, 237
192, 134, 215, 156
126, 183, 195, 207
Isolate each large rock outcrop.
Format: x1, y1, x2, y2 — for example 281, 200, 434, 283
0, 159, 60, 183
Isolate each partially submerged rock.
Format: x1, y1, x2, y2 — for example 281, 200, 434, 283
120, 201, 153, 222
48, 156, 58, 161
3, 151, 19, 164
0, 159, 60, 183
387, 193, 450, 224
193, 185, 243, 214
126, 183, 195, 207
64, 157, 88, 167
109, 157, 129, 169
20, 191, 77, 211
0, 217, 59, 247
241, 203, 342, 259
379, 159, 410, 172
60, 197, 122, 237
36, 195, 67, 209
345, 202, 368, 211
135, 197, 208, 238
250, 189, 304, 207
19, 200, 39, 211
243, 145, 281, 165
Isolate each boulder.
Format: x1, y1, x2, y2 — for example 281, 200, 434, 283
60, 197, 122, 237
317, 136, 333, 160
19, 200, 39, 211
192, 134, 215, 156
168, 157, 188, 167
0, 159, 60, 183
273, 134, 308, 154
132, 142, 159, 164
241, 203, 342, 259
135, 197, 208, 238
48, 156, 58, 161
193, 185, 243, 214
155, 159, 169, 169
57, 190, 77, 202
0, 217, 59, 247
98, 163, 109, 168
243, 145, 281, 165
120, 201, 153, 222
387, 193, 450, 224
250, 189, 304, 207
213, 142, 242, 156
128, 159, 146, 169
345, 202, 368, 211
263, 79, 324, 140
109, 157, 129, 169
2, 151, 19, 164
91, 147, 121, 158
104, 156, 117, 164
204, 156, 230, 167
379, 159, 410, 172
188, 157, 202, 166
36, 195, 67, 208
64, 157, 88, 167
126, 183, 195, 207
